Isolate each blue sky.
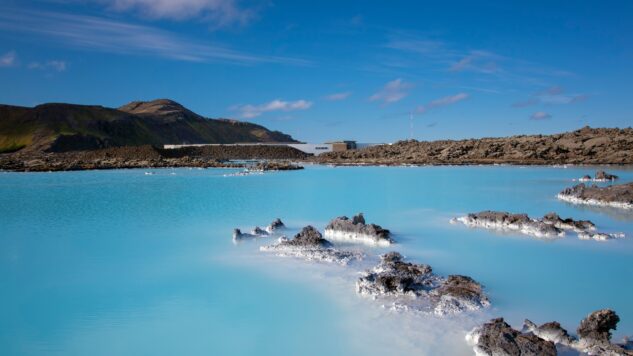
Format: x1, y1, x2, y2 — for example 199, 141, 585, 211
1, 0, 632, 142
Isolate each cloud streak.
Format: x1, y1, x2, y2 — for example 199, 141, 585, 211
384, 32, 574, 84
512, 86, 587, 107
232, 99, 313, 118
370, 78, 413, 104
416, 93, 469, 114
28, 60, 68, 72
530, 111, 552, 120
0, 50, 17, 67
325, 92, 351, 101
95, 0, 256, 28
0, 8, 307, 65
449, 50, 501, 74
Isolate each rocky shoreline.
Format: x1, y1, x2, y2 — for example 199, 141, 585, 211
0, 145, 306, 172
3, 127, 633, 172
315, 127, 633, 166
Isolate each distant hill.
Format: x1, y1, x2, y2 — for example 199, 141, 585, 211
0, 99, 297, 153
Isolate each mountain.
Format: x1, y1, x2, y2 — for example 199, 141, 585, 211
0, 99, 297, 153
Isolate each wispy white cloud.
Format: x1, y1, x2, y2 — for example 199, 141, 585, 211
0, 9, 307, 65
512, 86, 588, 107
370, 78, 413, 104
384, 32, 573, 84
232, 99, 313, 118
0, 50, 17, 67
449, 50, 502, 74
416, 93, 469, 114
28, 60, 68, 72
94, 0, 256, 28
385, 38, 448, 57
325, 92, 351, 101
530, 111, 552, 120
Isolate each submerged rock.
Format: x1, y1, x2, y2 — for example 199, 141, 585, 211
466, 318, 557, 356
260, 226, 363, 265
357, 252, 489, 315
324, 213, 393, 246
558, 182, 633, 209
452, 210, 623, 241
468, 309, 633, 356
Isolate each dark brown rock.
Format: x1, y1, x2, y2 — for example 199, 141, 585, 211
469, 318, 557, 356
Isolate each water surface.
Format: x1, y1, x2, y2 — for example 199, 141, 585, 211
1, 165, 632, 355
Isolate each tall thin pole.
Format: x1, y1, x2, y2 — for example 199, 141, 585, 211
409, 112, 413, 140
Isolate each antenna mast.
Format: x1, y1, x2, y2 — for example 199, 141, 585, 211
409, 112, 413, 140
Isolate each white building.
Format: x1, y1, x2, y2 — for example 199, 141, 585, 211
163, 141, 380, 156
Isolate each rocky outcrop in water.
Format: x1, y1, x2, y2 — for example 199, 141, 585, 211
596, 171, 619, 181
579, 171, 619, 182
356, 252, 489, 315
260, 226, 364, 265
451, 211, 624, 241
466, 318, 557, 356
523, 320, 575, 347
575, 309, 632, 355
468, 309, 633, 356
324, 213, 393, 246
232, 218, 285, 241
266, 218, 285, 233
558, 182, 633, 209
541, 212, 595, 232
451, 211, 563, 238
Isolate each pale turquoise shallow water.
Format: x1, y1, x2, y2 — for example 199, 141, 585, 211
1, 165, 632, 355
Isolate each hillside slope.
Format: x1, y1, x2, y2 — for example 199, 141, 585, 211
0, 99, 296, 153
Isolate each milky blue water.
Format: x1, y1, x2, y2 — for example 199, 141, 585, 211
1, 165, 632, 355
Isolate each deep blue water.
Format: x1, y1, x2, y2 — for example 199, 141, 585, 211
1, 165, 632, 355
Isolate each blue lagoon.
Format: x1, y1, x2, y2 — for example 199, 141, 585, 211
1, 166, 632, 355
